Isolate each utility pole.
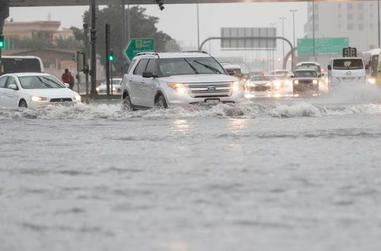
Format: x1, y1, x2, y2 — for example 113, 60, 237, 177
105, 23, 110, 96
90, 0, 97, 96
280, 17, 286, 69
377, 0, 381, 48
290, 10, 297, 70
312, 1, 317, 62
197, 4, 200, 49
83, 23, 90, 102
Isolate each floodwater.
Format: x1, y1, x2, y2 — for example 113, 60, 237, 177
1, 85, 381, 251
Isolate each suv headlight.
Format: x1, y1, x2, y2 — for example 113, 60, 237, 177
293, 80, 299, 84
168, 83, 187, 94
30, 96, 47, 102
231, 81, 240, 92
312, 80, 318, 84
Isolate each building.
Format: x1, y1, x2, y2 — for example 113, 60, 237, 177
3, 20, 74, 44
303, 1, 378, 66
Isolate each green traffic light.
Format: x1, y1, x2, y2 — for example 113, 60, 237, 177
0, 35, 4, 49
108, 55, 114, 61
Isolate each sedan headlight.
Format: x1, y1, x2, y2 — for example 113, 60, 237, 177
266, 82, 271, 86
168, 83, 187, 94
73, 95, 81, 101
30, 96, 47, 102
96, 87, 100, 92
273, 81, 281, 88
312, 80, 318, 84
293, 80, 299, 84
231, 81, 240, 92
368, 78, 376, 84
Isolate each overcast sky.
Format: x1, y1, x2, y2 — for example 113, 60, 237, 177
9, 3, 307, 65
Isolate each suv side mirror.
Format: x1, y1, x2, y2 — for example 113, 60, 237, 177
327, 65, 332, 71
142, 71, 157, 78
8, 84, 18, 90
365, 65, 369, 70
64, 83, 70, 88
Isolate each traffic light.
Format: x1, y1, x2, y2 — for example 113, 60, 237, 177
0, 35, 4, 49
155, 0, 165, 10
108, 50, 114, 62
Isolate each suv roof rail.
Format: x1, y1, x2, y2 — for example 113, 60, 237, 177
181, 50, 209, 54
135, 52, 160, 58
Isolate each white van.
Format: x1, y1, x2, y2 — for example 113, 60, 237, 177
327, 57, 367, 89
1, 56, 44, 75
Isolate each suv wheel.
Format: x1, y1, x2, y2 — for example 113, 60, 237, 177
122, 94, 135, 111
155, 94, 168, 109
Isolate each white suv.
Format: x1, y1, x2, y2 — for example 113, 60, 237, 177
120, 52, 243, 109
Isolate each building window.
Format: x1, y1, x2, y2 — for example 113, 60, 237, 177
348, 14, 353, 20
358, 24, 364, 30
358, 13, 364, 20
347, 3, 353, 10
358, 3, 364, 10
348, 24, 354, 30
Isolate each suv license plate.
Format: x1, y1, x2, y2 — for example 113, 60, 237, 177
205, 99, 220, 104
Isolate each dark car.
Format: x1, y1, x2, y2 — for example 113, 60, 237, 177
292, 69, 320, 95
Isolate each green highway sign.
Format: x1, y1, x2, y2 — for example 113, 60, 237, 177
124, 38, 155, 61
297, 37, 349, 55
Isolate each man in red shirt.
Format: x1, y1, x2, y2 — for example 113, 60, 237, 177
61, 69, 75, 90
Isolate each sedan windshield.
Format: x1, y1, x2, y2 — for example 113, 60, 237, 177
294, 71, 317, 78
19, 76, 65, 89
251, 76, 268, 81
158, 57, 225, 77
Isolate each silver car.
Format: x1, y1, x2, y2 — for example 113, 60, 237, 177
120, 52, 243, 110
96, 78, 122, 95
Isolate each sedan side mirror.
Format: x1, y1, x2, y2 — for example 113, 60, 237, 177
8, 84, 18, 90
142, 71, 157, 78
64, 83, 70, 88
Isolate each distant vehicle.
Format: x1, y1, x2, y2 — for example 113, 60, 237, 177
327, 57, 367, 90
96, 78, 123, 95
362, 48, 381, 84
0, 73, 81, 108
292, 69, 320, 95
120, 51, 243, 110
296, 62, 322, 77
268, 70, 292, 77
0, 56, 44, 75
223, 64, 244, 80
245, 75, 272, 92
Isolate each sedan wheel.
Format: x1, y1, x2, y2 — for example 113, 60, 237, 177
19, 100, 28, 108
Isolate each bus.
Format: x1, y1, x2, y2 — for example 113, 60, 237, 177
0, 56, 44, 75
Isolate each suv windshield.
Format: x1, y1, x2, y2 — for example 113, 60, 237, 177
251, 76, 268, 81
296, 64, 321, 73
333, 59, 364, 70
294, 71, 317, 78
158, 57, 225, 77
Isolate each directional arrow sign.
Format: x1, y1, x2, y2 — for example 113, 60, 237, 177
124, 38, 155, 61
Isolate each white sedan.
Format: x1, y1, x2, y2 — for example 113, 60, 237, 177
96, 78, 122, 95
0, 73, 81, 108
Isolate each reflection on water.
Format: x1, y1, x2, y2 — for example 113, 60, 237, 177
228, 118, 248, 132
172, 119, 190, 133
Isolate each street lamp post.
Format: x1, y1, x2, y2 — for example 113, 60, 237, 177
197, 4, 200, 49
289, 10, 297, 70
280, 17, 286, 69
270, 22, 276, 71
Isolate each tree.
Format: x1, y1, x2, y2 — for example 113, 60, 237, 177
54, 36, 81, 50
78, 5, 181, 75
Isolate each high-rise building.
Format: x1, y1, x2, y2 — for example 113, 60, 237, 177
304, 1, 379, 53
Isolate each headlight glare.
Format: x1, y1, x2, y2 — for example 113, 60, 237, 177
73, 95, 81, 101
30, 96, 47, 102
168, 83, 187, 94
293, 80, 299, 84
312, 80, 318, 84
231, 81, 240, 91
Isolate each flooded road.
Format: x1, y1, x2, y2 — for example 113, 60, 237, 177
1, 89, 381, 251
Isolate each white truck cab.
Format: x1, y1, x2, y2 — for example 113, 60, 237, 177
327, 57, 367, 90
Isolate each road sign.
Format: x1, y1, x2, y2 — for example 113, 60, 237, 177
343, 47, 357, 57
297, 37, 349, 55
124, 38, 155, 61
221, 27, 277, 50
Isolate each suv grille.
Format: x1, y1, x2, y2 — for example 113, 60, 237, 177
185, 82, 232, 98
